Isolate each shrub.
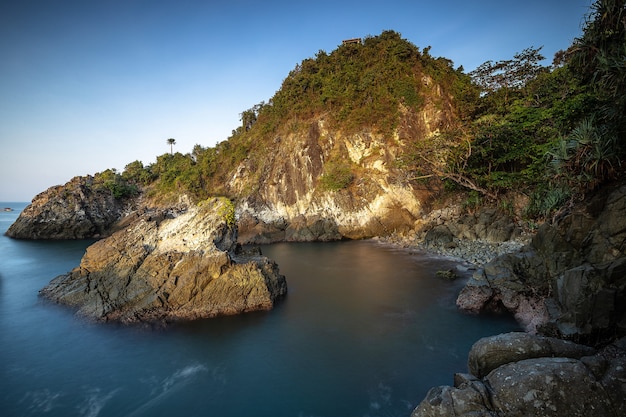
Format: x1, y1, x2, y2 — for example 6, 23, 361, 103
217, 197, 236, 226
319, 161, 354, 191
526, 185, 572, 219
94, 169, 138, 199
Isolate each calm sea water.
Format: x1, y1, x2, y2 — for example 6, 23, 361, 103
0, 203, 519, 417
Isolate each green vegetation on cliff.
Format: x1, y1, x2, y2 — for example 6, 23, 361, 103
255, 30, 474, 135
118, 0, 625, 219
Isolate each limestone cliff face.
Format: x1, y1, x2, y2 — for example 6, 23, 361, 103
234, 84, 457, 243
40, 198, 287, 323
6, 176, 128, 239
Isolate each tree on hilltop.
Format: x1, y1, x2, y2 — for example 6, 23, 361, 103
470, 46, 546, 105
167, 138, 176, 155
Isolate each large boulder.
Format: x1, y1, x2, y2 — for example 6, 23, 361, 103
412, 332, 626, 417
6, 175, 129, 239
467, 332, 596, 378
457, 183, 626, 339
39, 198, 287, 323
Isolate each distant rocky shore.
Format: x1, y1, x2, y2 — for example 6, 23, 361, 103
379, 205, 531, 268
5, 175, 130, 239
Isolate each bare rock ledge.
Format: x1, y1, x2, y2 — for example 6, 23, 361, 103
40, 198, 287, 323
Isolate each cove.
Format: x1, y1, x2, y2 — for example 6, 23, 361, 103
0, 205, 519, 417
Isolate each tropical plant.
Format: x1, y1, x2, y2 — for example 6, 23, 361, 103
216, 197, 236, 226
470, 47, 546, 98
94, 169, 138, 199
569, 0, 626, 152
166, 138, 176, 155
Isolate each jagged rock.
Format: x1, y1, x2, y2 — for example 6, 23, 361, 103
457, 183, 626, 339
285, 214, 341, 242
412, 332, 626, 417
39, 198, 287, 323
236, 212, 288, 244
6, 176, 128, 239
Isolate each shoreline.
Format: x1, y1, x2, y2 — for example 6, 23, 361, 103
374, 231, 532, 269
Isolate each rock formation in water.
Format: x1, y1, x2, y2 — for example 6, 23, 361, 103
39, 198, 287, 323
412, 332, 626, 417
6, 175, 129, 239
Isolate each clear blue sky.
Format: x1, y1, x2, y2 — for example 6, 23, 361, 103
0, 0, 591, 201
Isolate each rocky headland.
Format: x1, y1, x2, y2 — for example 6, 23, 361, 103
39, 197, 287, 324
5, 175, 131, 239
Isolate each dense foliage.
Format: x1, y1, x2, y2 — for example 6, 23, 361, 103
406, 0, 625, 218
258, 30, 473, 135
114, 0, 624, 219
93, 169, 139, 199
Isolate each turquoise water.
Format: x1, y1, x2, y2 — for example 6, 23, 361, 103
0, 203, 519, 417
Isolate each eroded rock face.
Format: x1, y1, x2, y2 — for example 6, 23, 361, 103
6, 176, 127, 239
457, 183, 626, 339
39, 198, 287, 323
412, 332, 626, 417
234, 97, 455, 244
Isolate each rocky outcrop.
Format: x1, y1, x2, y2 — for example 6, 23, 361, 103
423, 208, 521, 244
234, 90, 456, 244
412, 332, 626, 417
39, 198, 287, 323
5, 176, 128, 239
457, 183, 626, 340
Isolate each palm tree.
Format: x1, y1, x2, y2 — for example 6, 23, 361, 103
166, 138, 176, 155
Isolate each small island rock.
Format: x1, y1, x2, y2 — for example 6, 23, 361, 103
40, 198, 287, 323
